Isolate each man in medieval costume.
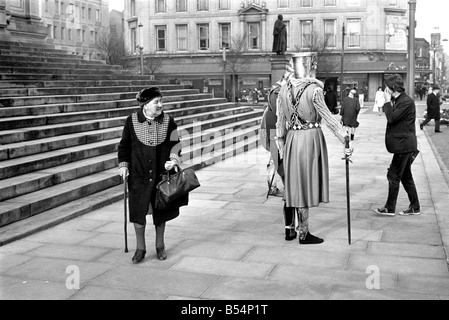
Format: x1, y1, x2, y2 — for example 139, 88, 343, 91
275, 52, 353, 244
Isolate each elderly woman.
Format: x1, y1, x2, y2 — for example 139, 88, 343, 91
118, 87, 182, 262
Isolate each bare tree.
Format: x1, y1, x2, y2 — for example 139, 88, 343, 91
94, 29, 133, 69
224, 34, 252, 102
295, 30, 340, 79
144, 56, 164, 75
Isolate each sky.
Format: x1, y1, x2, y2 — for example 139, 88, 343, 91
108, 0, 449, 51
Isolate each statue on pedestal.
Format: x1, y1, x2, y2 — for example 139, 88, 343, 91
272, 14, 287, 55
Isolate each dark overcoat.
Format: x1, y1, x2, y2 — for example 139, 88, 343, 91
340, 96, 360, 127
426, 93, 441, 120
383, 92, 418, 154
118, 110, 182, 226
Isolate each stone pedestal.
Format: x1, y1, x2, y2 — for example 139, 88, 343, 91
270, 55, 290, 86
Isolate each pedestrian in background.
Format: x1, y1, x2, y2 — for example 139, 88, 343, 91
324, 87, 338, 114
374, 87, 386, 116
340, 87, 361, 141
420, 84, 443, 133
358, 87, 365, 108
118, 87, 182, 263
373, 74, 420, 216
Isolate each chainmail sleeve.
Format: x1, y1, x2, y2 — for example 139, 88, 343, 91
313, 87, 347, 144
275, 90, 287, 139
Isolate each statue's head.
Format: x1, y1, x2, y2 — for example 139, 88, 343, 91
291, 52, 318, 79
278, 14, 283, 21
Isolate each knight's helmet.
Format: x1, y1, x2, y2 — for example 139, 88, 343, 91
291, 52, 318, 79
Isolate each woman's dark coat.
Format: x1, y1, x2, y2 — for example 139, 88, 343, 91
383, 92, 418, 154
118, 110, 181, 226
340, 96, 360, 128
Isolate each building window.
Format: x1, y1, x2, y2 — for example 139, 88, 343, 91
156, 0, 166, 13
300, 0, 312, 7
55, 0, 59, 14
61, 26, 65, 40
219, 23, 231, 49
300, 20, 313, 48
324, 0, 336, 6
45, 0, 49, 12
176, 25, 188, 51
197, 0, 209, 11
248, 22, 260, 49
278, 0, 289, 8
53, 25, 57, 39
96, 9, 100, 21
324, 19, 336, 47
219, 0, 230, 10
77, 29, 81, 41
82, 6, 85, 18
198, 24, 209, 50
131, 28, 137, 52
130, 0, 136, 16
347, 19, 361, 47
88, 8, 91, 20
82, 30, 86, 42
90, 30, 94, 42
176, 0, 187, 12
156, 26, 167, 51
67, 28, 71, 41
284, 21, 290, 49
60, 2, 64, 14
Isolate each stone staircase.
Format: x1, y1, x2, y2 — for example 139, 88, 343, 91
0, 40, 263, 245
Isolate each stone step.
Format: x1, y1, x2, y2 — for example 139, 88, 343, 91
0, 96, 224, 118
0, 88, 200, 108
0, 48, 98, 61
0, 40, 66, 50
0, 83, 191, 98
0, 79, 162, 89
0, 168, 121, 227
0, 119, 261, 202
0, 132, 260, 232
0, 65, 134, 76
0, 59, 122, 71
0, 54, 108, 65
0, 139, 120, 180
0, 110, 262, 180
0, 95, 216, 140
0, 102, 236, 160
0, 153, 118, 202
0, 52, 107, 64
0, 73, 157, 81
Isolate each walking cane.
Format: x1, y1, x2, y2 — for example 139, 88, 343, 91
344, 135, 352, 245
266, 156, 276, 198
123, 175, 129, 253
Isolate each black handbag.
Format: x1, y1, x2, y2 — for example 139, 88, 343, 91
154, 166, 200, 210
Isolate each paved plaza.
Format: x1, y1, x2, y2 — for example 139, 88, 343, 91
1, 102, 449, 300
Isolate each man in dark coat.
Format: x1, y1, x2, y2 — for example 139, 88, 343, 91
373, 74, 420, 216
272, 15, 287, 55
420, 84, 442, 133
324, 87, 338, 114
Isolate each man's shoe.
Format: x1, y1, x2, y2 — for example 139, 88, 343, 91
435, 130, 442, 133
372, 207, 395, 216
156, 247, 167, 261
419, 123, 423, 130
285, 228, 297, 241
398, 207, 421, 216
299, 232, 324, 245
132, 249, 146, 263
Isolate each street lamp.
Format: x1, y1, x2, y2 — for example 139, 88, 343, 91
407, 0, 416, 97
138, 23, 144, 75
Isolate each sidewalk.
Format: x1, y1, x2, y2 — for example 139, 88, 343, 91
1, 107, 449, 300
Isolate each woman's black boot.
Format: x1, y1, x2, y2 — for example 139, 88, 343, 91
285, 229, 297, 241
